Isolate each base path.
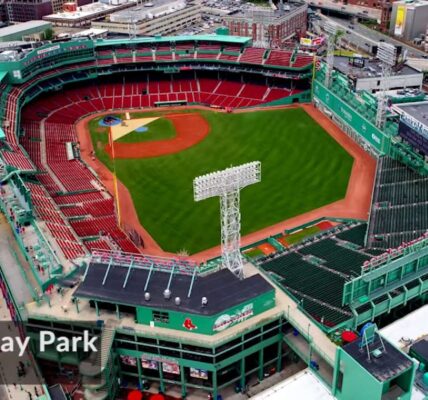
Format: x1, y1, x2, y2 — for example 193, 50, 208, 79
76, 104, 376, 262
106, 113, 210, 158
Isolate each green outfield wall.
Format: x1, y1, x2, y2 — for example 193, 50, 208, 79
313, 80, 390, 154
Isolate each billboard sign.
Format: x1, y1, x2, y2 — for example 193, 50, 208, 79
213, 303, 254, 331
399, 120, 428, 156
394, 5, 406, 36
401, 113, 428, 140
300, 38, 313, 46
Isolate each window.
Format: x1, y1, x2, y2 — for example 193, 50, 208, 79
152, 311, 169, 323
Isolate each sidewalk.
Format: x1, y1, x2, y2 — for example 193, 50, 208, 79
0, 294, 46, 400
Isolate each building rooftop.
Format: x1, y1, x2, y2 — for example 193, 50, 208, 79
26, 263, 287, 347
394, 101, 428, 128
0, 21, 51, 38
226, 1, 305, 19
74, 262, 273, 315
109, 0, 193, 24
410, 339, 428, 362
394, 0, 428, 8
380, 304, 428, 350
251, 369, 334, 400
343, 333, 413, 382
43, 1, 133, 20
333, 56, 420, 80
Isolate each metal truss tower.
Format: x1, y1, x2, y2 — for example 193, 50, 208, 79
376, 42, 396, 130
324, 20, 337, 88
193, 162, 261, 279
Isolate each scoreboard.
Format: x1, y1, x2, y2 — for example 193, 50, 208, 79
399, 120, 428, 156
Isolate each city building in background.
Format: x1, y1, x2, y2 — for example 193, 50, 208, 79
92, 0, 202, 37
42, 0, 134, 28
0, 20, 51, 42
223, 0, 307, 47
389, 0, 428, 42
1, 0, 92, 22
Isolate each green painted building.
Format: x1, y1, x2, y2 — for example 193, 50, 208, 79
333, 332, 415, 400
23, 253, 285, 400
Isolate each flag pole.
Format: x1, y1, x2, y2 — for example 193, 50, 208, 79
311, 54, 317, 100
109, 125, 122, 227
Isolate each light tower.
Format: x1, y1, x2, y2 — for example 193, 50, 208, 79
324, 20, 337, 88
193, 162, 261, 279
375, 42, 396, 130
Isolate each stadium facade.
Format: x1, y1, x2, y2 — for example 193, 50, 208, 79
0, 33, 427, 400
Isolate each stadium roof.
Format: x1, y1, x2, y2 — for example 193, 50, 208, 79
94, 34, 251, 47
74, 263, 273, 315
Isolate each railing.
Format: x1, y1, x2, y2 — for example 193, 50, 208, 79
90, 249, 199, 275
361, 231, 428, 274
285, 310, 336, 366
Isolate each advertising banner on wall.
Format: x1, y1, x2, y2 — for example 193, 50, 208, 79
162, 361, 180, 375
141, 358, 159, 370
120, 355, 137, 366
313, 81, 388, 154
190, 368, 208, 380
394, 5, 406, 36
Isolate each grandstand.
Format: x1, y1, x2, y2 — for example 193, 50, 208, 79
367, 156, 428, 250
0, 33, 428, 400
257, 222, 370, 327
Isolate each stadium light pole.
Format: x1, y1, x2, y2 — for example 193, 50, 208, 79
193, 162, 261, 279
109, 126, 122, 227
376, 42, 396, 130
324, 20, 337, 89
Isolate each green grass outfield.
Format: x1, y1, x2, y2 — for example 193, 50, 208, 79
89, 108, 354, 254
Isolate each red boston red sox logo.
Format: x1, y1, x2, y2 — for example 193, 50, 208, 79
183, 318, 197, 331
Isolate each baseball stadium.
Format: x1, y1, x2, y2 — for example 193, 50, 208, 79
0, 32, 428, 400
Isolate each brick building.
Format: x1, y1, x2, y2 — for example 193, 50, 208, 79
223, 1, 307, 48
2, 0, 92, 23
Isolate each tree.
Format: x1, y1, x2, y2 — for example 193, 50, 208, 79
334, 29, 345, 46
44, 28, 54, 40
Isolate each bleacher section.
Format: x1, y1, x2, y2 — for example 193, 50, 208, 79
367, 156, 428, 250
19, 73, 297, 122
257, 223, 370, 327
18, 107, 140, 257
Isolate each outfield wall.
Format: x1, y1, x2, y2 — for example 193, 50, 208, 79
313, 80, 390, 155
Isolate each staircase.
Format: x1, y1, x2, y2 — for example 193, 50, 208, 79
80, 323, 117, 400
0, 160, 6, 180
39, 120, 67, 193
